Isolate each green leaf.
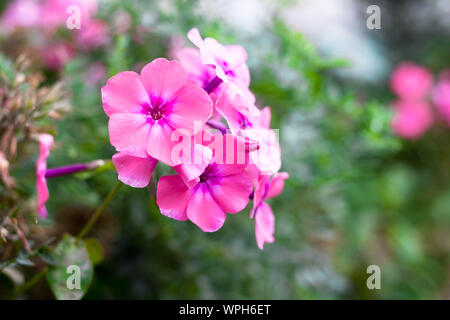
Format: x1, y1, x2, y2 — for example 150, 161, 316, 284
84, 238, 104, 266
46, 234, 94, 300
0, 53, 14, 81
16, 251, 34, 267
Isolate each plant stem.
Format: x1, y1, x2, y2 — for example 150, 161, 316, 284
10, 268, 47, 299
76, 180, 123, 241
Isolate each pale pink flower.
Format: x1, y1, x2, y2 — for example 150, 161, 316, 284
391, 100, 433, 139
174, 47, 216, 90
251, 172, 289, 249
101, 58, 213, 165
41, 42, 74, 71
390, 63, 433, 101
36, 134, 54, 219
76, 19, 109, 50
0, 0, 42, 33
214, 85, 260, 134
157, 161, 253, 232
216, 89, 281, 174
187, 28, 250, 91
433, 80, 450, 126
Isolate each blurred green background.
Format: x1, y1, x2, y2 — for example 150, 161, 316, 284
0, 0, 449, 299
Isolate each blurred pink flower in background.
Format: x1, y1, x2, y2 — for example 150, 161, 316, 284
391, 100, 433, 140
433, 77, 450, 126
390, 62, 433, 101
41, 42, 74, 71
41, 0, 98, 31
0, 0, 42, 33
76, 19, 109, 50
251, 172, 289, 250
36, 134, 54, 219
85, 62, 106, 85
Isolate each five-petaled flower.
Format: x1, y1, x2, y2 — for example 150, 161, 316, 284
102, 58, 213, 166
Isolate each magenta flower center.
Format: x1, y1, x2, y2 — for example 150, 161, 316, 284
142, 102, 164, 121
151, 109, 162, 120
199, 164, 216, 183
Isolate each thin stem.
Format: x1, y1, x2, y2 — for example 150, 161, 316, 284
76, 180, 123, 241
10, 268, 47, 299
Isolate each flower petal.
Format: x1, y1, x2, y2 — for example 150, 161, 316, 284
157, 175, 192, 221
244, 127, 281, 175
36, 134, 53, 219
266, 172, 289, 199
109, 113, 150, 158
251, 174, 269, 219
140, 58, 188, 103
173, 144, 212, 188
165, 84, 213, 134
187, 183, 226, 232
226, 45, 248, 68
255, 202, 275, 250
112, 153, 157, 188
101, 71, 148, 117
208, 171, 252, 214
187, 28, 204, 48
146, 120, 181, 166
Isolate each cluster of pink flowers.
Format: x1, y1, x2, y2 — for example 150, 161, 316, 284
1, 0, 108, 70
101, 29, 288, 249
390, 62, 450, 139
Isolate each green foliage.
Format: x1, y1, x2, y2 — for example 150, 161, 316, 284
46, 234, 94, 300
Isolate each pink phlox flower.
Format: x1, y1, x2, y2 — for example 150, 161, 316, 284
187, 28, 250, 92
101, 58, 213, 166
390, 62, 433, 101
172, 130, 255, 188
157, 156, 253, 232
251, 172, 289, 249
36, 133, 54, 219
391, 100, 434, 139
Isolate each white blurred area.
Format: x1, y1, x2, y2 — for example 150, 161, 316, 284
187, 0, 450, 84
280, 0, 388, 83
195, 0, 389, 83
